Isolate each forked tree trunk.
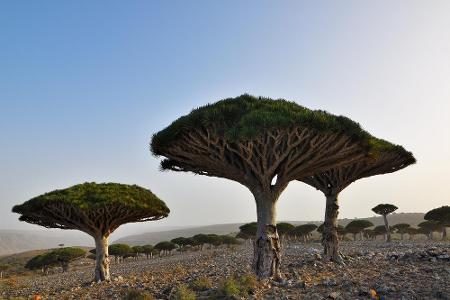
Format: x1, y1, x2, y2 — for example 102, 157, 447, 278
322, 194, 343, 263
383, 214, 391, 242
94, 235, 110, 282
253, 196, 282, 280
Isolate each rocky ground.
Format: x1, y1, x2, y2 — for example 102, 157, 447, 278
1, 241, 449, 300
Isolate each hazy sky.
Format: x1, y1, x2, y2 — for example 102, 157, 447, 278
1, 1, 449, 238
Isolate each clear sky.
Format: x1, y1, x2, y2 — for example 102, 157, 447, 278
1, 1, 449, 238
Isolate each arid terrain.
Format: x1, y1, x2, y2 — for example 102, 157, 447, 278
1, 240, 448, 300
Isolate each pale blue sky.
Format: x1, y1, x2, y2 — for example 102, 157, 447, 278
1, 1, 449, 238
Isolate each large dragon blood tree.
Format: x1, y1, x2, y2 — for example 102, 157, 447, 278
12, 182, 169, 282
300, 145, 415, 263
151, 94, 387, 279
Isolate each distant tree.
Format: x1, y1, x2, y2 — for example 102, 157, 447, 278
290, 224, 318, 243
0, 264, 10, 278
237, 222, 258, 240
392, 223, 411, 240
221, 235, 241, 248
424, 206, 450, 240
418, 221, 441, 240
371, 204, 398, 242
404, 227, 420, 240
141, 245, 154, 259
363, 228, 375, 240
154, 241, 176, 255
109, 244, 132, 262
300, 142, 414, 262
276, 222, 295, 240
12, 182, 169, 282
372, 225, 389, 240
345, 220, 373, 240
151, 95, 391, 279
25, 247, 86, 274
205, 234, 223, 247
131, 246, 144, 260
192, 234, 210, 250
171, 237, 191, 252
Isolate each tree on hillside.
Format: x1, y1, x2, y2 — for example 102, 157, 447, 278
0, 264, 10, 279
221, 235, 241, 248
404, 227, 420, 240
372, 225, 390, 241
345, 220, 373, 241
25, 247, 86, 274
142, 245, 154, 259
418, 221, 441, 240
109, 244, 132, 263
424, 206, 450, 240
276, 222, 295, 242
154, 241, 176, 256
171, 237, 192, 252
12, 182, 169, 282
372, 204, 398, 242
300, 146, 414, 262
151, 94, 392, 279
237, 222, 258, 241
392, 223, 411, 240
290, 224, 318, 243
131, 246, 144, 260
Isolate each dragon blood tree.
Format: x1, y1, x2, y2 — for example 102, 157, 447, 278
12, 182, 169, 282
424, 206, 450, 240
372, 204, 399, 242
300, 145, 415, 263
151, 94, 388, 279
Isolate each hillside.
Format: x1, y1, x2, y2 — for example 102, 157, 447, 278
0, 230, 92, 256
113, 212, 425, 246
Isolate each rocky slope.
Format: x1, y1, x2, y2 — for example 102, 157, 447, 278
1, 240, 448, 299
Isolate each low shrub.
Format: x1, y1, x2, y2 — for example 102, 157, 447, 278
190, 276, 213, 291
171, 284, 196, 300
122, 289, 155, 300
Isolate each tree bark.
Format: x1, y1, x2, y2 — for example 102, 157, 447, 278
94, 235, 110, 282
383, 214, 391, 242
252, 195, 282, 280
322, 194, 343, 263
442, 227, 447, 240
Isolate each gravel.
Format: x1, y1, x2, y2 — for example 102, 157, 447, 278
1, 240, 449, 299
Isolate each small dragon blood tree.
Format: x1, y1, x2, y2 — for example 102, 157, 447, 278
372, 203, 399, 243
300, 145, 415, 263
151, 94, 387, 279
12, 182, 169, 282
424, 206, 450, 240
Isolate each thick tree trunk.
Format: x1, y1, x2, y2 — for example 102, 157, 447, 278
383, 214, 391, 242
94, 235, 110, 282
252, 196, 282, 280
442, 227, 447, 240
322, 194, 343, 263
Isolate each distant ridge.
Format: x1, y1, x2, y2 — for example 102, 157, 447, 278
114, 212, 425, 246
0, 230, 92, 256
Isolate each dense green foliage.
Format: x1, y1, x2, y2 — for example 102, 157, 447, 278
371, 204, 398, 216
25, 247, 86, 271
238, 222, 258, 237
290, 224, 318, 236
109, 244, 132, 258
418, 221, 441, 232
345, 220, 374, 234
151, 94, 399, 156
154, 241, 176, 252
276, 222, 295, 236
12, 182, 169, 215
424, 206, 450, 225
